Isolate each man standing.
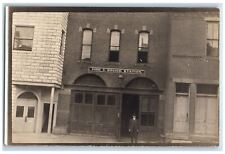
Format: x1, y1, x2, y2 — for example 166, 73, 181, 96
129, 114, 139, 143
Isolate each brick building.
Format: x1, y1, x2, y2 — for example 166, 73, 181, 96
11, 10, 219, 142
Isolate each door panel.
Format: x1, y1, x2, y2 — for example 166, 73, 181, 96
174, 95, 189, 136
206, 97, 218, 136
195, 96, 218, 137
194, 97, 206, 134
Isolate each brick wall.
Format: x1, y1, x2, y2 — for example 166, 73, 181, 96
12, 12, 68, 86
63, 12, 170, 90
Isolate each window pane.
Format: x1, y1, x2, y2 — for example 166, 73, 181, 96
214, 23, 219, 39
75, 93, 83, 103
207, 40, 219, 57
207, 23, 213, 39
141, 97, 155, 112
176, 83, 189, 93
27, 106, 35, 118
110, 31, 120, 47
107, 95, 116, 105
15, 26, 34, 39
197, 84, 218, 95
137, 51, 148, 63
82, 30, 92, 44
81, 46, 91, 60
60, 30, 65, 55
16, 106, 24, 117
85, 93, 93, 104
13, 39, 33, 51
109, 51, 119, 62
141, 112, 154, 126
97, 95, 105, 105
139, 32, 149, 48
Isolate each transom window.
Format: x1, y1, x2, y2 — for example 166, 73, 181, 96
137, 31, 149, 63
207, 21, 219, 57
81, 29, 93, 61
13, 26, 34, 51
197, 84, 218, 95
109, 30, 120, 62
176, 83, 190, 94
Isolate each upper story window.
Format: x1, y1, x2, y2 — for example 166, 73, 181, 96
81, 29, 93, 61
59, 30, 65, 55
109, 30, 120, 62
207, 21, 219, 57
13, 26, 34, 51
137, 31, 149, 63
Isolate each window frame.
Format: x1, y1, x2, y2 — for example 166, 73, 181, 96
13, 25, 35, 51
140, 96, 157, 127
108, 30, 121, 62
175, 82, 190, 96
81, 28, 93, 61
206, 21, 219, 57
137, 31, 150, 63
16, 105, 24, 117
59, 30, 65, 56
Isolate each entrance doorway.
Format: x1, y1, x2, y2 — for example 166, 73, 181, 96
42, 103, 55, 133
121, 94, 139, 137
14, 92, 37, 133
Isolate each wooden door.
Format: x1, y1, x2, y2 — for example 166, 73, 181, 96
173, 95, 189, 138
195, 96, 218, 137
14, 99, 37, 133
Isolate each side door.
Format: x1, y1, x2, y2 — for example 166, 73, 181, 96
173, 94, 189, 139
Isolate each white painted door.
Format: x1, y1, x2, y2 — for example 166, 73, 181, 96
14, 99, 37, 133
195, 96, 218, 137
173, 95, 189, 138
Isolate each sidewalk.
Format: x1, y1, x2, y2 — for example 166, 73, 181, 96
11, 133, 219, 145
12, 133, 164, 144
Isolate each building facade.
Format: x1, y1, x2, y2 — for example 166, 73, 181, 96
12, 12, 68, 133
11, 10, 219, 142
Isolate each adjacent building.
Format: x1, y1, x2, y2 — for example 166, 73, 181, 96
12, 12, 68, 133
11, 10, 219, 142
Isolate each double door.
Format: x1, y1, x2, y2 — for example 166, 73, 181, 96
14, 99, 37, 133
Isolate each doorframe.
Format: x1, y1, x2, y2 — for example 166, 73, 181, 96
120, 93, 140, 137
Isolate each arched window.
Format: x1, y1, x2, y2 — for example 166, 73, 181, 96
81, 29, 93, 61
109, 30, 121, 62
137, 31, 149, 63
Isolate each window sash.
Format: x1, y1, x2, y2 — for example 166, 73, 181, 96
138, 32, 149, 50
14, 26, 34, 51
110, 31, 120, 51
207, 22, 219, 40
82, 30, 93, 45
81, 29, 93, 60
14, 26, 34, 39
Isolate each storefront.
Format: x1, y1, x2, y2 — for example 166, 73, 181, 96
68, 73, 163, 140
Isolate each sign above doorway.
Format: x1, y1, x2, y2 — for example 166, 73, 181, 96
88, 67, 145, 75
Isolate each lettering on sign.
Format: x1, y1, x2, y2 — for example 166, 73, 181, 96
88, 67, 145, 75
